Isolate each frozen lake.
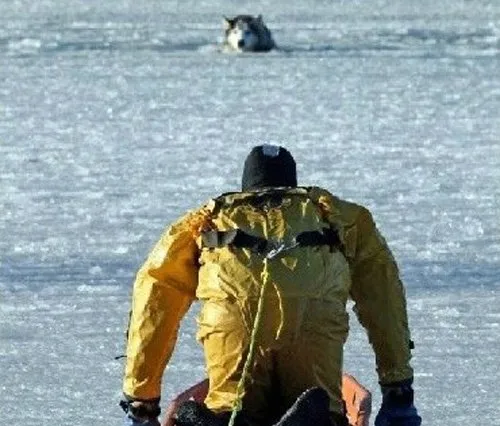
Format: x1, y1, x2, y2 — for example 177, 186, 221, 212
1, 1, 499, 425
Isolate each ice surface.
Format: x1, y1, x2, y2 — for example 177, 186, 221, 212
1, 1, 499, 425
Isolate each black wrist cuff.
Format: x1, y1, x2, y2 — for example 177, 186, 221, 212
380, 380, 414, 407
120, 398, 161, 419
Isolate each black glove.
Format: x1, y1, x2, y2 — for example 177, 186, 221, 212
120, 396, 161, 424
374, 379, 422, 426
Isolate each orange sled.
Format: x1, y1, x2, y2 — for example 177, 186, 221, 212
162, 373, 371, 426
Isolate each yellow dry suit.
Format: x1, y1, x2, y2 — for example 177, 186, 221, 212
123, 187, 414, 420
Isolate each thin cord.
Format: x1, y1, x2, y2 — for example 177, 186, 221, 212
228, 258, 271, 426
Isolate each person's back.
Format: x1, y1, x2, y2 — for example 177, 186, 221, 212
197, 187, 351, 300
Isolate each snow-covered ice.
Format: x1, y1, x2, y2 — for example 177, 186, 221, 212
1, 1, 499, 424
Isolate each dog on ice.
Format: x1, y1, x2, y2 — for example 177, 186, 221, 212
222, 15, 276, 52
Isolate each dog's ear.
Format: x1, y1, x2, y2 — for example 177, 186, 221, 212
223, 16, 233, 30
256, 14, 263, 23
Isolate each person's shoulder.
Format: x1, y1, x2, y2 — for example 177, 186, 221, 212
167, 199, 219, 235
181, 191, 250, 222
306, 186, 369, 217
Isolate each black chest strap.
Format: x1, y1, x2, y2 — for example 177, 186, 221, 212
201, 227, 342, 256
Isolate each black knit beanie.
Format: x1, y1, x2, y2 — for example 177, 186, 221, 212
241, 145, 297, 191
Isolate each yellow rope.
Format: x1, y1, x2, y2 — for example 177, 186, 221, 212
228, 258, 271, 426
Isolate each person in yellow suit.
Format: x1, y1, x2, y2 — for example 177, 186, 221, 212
120, 145, 421, 426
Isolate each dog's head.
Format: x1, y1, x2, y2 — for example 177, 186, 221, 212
223, 15, 268, 52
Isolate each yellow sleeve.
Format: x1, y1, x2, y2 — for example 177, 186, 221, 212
348, 207, 414, 385
123, 209, 206, 400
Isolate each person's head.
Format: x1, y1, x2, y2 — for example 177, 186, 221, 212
241, 144, 297, 191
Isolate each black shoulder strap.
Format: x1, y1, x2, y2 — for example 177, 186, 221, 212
213, 187, 313, 212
